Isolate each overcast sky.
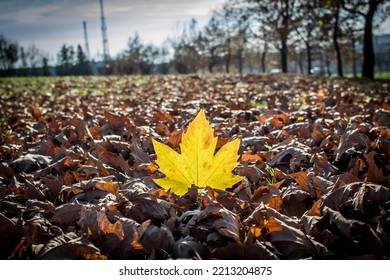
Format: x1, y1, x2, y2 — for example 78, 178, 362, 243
0, 0, 227, 62
1, 0, 389, 63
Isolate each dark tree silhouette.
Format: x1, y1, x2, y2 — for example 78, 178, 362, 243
342, 0, 390, 79
0, 35, 19, 73
331, 0, 344, 77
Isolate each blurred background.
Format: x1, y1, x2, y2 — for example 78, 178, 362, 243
0, 0, 389, 79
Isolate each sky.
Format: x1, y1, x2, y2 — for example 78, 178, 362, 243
0, 0, 227, 62
0, 0, 389, 64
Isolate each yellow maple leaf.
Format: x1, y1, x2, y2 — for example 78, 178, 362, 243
152, 109, 242, 196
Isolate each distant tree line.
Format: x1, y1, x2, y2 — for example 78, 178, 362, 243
0, 35, 95, 77
0, 35, 49, 76
1, 0, 389, 79
56, 44, 94, 76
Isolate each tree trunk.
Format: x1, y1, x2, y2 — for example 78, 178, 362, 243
280, 0, 289, 73
261, 51, 266, 72
225, 54, 230, 73
306, 43, 312, 75
237, 48, 243, 74
280, 42, 288, 73
225, 38, 231, 73
352, 38, 358, 78
225, 57, 230, 73
362, 2, 377, 79
298, 51, 304, 74
325, 57, 331, 76
333, 2, 343, 77
208, 63, 213, 74
259, 41, 268, 73
208, 49, 214, 74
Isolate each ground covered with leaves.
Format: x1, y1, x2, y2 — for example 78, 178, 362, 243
0, 74, 389, 259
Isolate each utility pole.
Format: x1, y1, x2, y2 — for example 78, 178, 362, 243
82, 21, 91, 60
99, 0, 110, 62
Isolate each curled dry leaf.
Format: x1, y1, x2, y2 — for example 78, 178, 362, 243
78, 208, 143, 259
35, 232, 105, 260
51, 203, 84, 225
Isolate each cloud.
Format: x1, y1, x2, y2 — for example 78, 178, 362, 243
0, 0, 225, 27
0, 0, 102, 26
0, 2, 63, 25
0, 0, 228, 58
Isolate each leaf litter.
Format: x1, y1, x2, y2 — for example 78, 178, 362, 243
0, 74, 389, 259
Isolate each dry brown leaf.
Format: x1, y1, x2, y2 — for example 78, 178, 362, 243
51, 203, 84, 225
288, 171, 310, 192
307, 199, 322, 216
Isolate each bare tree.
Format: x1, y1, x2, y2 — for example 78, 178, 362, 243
293, 1, 327, 74
171, 19, 202, 74
252, 0, 298, 73
233, 10, 250, 74
342, 0, 390, 79
257, 24, 271, 73
139, 44, 159, 74
26, 44, 41, 69
0, 35, 19, 72
340, 12, 364, 78
218, 2, 236, 73
331, 0, 344, 77
201, 13, 225, 73
57, 44, 75, 75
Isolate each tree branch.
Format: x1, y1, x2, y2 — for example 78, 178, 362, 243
341, 0, 366, 17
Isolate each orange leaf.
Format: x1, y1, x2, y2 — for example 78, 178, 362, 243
269, 179, 285, 189
288, 171, 310, 192
168, 130, 182, 148
83, 254, 108, 260
95, 181, 120, 194
241, 150, 262, 163
268, 195, 282, 211
145, 163, 159, 173
251, 185, 269, 201
64, 172, 74, 186
156, 123, 169, 135
266, 216, 283, 233
250, 226, 262, 238
307, 199, 322, 216
32, 104, 42, 119
256, 115, 267, 125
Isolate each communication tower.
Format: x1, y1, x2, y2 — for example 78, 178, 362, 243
82, 21, 91, 60
99, 0, 110, 61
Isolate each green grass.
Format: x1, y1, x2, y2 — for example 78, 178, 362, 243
249, 100, 268, 108
344, 71, 390, 80
0, 76, 56, 96
375, 72, 390, 80
1, 73, 388, 100
265, 166, 277, 185
0, 76, 110, 97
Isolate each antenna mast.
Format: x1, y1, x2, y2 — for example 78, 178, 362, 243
99, 0, 110, 61
82, 21, 91, 60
